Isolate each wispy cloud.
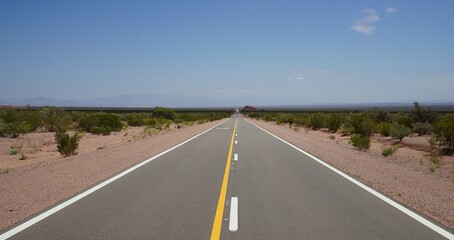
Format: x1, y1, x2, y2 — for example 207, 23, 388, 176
386, 7, 397, 14
289, 69, 331, 81
351, 9, 380, 35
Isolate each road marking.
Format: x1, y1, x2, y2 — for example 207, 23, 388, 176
0, 119, 230, 240
234, 154, 238, 161
235, 140, 238, 144
246, 119, 454, 240
235, 134, 238, 136
229, 197, 238, 231
210, 119, 237, 240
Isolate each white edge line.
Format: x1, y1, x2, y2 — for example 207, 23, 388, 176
229, 197, 238, 231
0, 119, 230, 240
245, 119, 454, 240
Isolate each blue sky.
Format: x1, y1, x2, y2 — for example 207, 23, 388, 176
1, 1, 453, 107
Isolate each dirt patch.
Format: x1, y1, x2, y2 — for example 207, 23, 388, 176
0, 119, 225, 231
249, 118, 454, 230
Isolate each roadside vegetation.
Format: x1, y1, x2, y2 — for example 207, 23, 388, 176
246, 102, 453, 165
0, 106, 230, 158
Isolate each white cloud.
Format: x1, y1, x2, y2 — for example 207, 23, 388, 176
386, 7, 397, 14
351, 24, 375, 35
351, 9, 380, 35
290, 69, 330, 81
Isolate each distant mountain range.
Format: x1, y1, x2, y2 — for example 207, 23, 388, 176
1, 95, 453, 110
0, 94, 236, 108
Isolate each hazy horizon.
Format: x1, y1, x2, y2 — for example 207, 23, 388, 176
1, 1, 453, 107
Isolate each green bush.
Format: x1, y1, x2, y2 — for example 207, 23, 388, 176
0, 110, 44, 132
382, 146, 396, 157
412, 101, 438, 124
0, 121, 32, 138
90, 126, 112, 135
397, 114, 415, 129
294, 115, 311, 128
350, 113, 376, 136
153, 107, 176, 120
98, 113, 123, 131
433, 114, 454, 150
367, 108, 390, 123
122, 113, 147, 126
276, 113, 294, 125
378, 123, 391, 137
326, 114, 343, 132
389, 124, 411, 142
340, 124, 355, 136
41, 107, 72, 132
309, 113, 325, 130
10, 147, 20, 155
56, 132, 82, 157
78, 113, 122, 135
412, 122, 432, 136
350, 134, 371, 151
0, 110, 40, 137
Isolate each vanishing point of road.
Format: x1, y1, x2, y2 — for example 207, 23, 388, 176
1, 115, 453, 239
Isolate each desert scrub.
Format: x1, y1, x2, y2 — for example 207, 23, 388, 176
79, 113, 123, 135
328, 135, 336, 140
378, 123, 391, 137
412, 122, 432, 136
309, 113, 325, 130
19, 153, 27, 160
122, 112, 151, 126
382, 146, 397, 157
340, 124, 355, 136
349, 113, 376, 136
153, 107, 176, 120
56, 132, 82, 157
0, 166, 9, 174
412, 101, 438, 124
349, 134, 370, 151
0, 121, 32, 138
10, 146, 20, 155
41, 107, 72, 132
433, 114, 454, 151
427, 152, 443, 172
326, 114, 344, 133
389, 124, 411, 142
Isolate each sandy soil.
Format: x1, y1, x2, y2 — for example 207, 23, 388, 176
249, 118, 454, 230
0, 120, 225, 231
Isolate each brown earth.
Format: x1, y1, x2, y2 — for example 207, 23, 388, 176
0, 119, 225, 231
248, 118, 454, 230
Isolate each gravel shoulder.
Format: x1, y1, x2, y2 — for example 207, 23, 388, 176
0, 119, 225, 231
249, 118, 454, 230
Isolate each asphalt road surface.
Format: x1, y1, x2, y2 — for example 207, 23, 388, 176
2, 116, 453, 240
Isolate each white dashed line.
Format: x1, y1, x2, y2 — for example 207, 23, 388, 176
235, 140, 238, 144
234, 153, 238, 161
229, 197, 238, 231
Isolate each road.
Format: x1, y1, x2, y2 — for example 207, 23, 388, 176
1, 116, 453, 239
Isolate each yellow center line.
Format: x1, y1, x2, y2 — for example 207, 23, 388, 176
210, 118, 237, 240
